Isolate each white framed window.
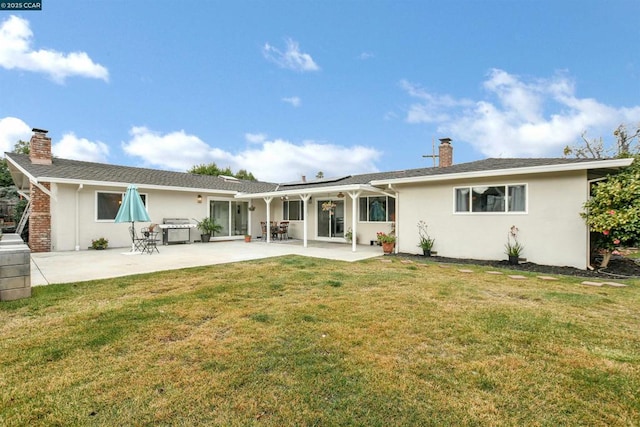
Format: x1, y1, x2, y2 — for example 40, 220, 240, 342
283, 200, 304, 221
96, 191, 147, 221
454, 184, 526, 213
359, 196, 396, 222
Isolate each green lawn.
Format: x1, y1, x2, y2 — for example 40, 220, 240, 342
1, 256, 639, 426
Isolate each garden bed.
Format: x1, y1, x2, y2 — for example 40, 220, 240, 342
396, 253, 640, 279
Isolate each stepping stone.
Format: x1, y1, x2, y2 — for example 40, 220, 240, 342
486, 271, 503, 275
508, 275, 527, 280
603, 282, 628, 287
537, 276, 558, 281
438, 265, 449, 268
401, 260, 413, 264
380, 259, 392, 263
458, 269, 474, 273
581, 281, 603, 287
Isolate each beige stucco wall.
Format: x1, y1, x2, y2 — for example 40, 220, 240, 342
251, 195, 393, 244
395, 170, 590, 269
50, 184, 246, 251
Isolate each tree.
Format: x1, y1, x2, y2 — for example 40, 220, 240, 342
187, 162, 257, 181
0, 140, 29, 187
316, 171, 324, 179
564, 124, 640, 159
581, 154, 640, 267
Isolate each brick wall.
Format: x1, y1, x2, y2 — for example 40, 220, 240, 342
28, 128, 52, 252
29, 129, 52, 165
29, 182, 51, 253
439, 138, 453, 168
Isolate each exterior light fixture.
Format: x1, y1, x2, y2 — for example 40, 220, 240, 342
337, 192, 345, 198
197, 194, 202, 203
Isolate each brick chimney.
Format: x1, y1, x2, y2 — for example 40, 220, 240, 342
29, 128, 52, 165
28, 128, 52, 252
438, 138, 453, 167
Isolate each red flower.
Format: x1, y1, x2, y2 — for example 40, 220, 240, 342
603, 230, 610, 236
614, 239, 620, 245
609, 210, 615, 215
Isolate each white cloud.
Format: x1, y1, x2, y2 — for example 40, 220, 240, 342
358, 52, 375, 60
122, 126, 213, 171
282, 96, 301, 107
401, 69, 640, 157
52, 132, 109, 163
0, 15, 109, 83
122, 126, 380, 182
263, 38, 320, 72
245, 133, 267, 144
0, 116, 31, 156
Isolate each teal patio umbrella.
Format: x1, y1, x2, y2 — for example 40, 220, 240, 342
115, 184, 151, 251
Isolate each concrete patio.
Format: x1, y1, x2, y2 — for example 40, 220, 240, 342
30, 239, 384, 286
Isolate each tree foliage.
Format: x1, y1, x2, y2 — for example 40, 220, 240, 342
564, 124, 640, 159
1, 140, 30, 188
581, 154, 640, 266
187, 163, 256, 181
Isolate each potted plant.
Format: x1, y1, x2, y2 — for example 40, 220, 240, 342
244, 234, 252, 242
416, 220, 435, 256
504, 225, 524, 264
196, 217, 222, 243
91, 237, 109, 250
377, 231, 396, 254
345, 227, 355, 243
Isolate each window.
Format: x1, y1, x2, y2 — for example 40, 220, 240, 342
359, 196, 395, 222
96, 192, 147, 221
283, 200, 304, 220
455, 184, 526, 213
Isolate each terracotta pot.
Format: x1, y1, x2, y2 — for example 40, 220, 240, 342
382, 242, 394, 254
244, 235, 251, 242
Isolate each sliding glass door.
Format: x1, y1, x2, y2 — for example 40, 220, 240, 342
210, 200, 248, 237
317, 199, 344, 239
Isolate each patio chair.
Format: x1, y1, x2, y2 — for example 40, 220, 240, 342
260, 222, 268, 240
129, 225, 146, 252
277, 221, 289, 240
144, 230, 160, 254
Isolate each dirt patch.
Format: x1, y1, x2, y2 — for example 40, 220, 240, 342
395, 253, 640, 280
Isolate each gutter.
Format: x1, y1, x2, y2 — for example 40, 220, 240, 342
75, 184, 83, 251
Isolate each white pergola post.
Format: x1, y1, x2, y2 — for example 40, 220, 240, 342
348, 190, 362, 252
264, 196, 273, 243
300, 194, 310, 248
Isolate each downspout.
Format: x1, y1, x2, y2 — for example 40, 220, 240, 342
75, 184, 83, 251
388, 184, 399, 254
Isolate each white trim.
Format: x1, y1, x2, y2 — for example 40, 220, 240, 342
36, 177, 239, 195
452, 183, 528, 215
372, 158, 635, 186
235, 184, 386, 200
94, 190, 149, 222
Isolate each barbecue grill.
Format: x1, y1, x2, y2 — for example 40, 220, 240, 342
158, 218, 195, 244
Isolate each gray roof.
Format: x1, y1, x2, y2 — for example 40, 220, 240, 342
5, 153, 278, 193
274, 157, 613, 191
5, 153, 622, 195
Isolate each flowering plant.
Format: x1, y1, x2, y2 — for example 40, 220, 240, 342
504, 225, 524, 257
377, 231, 396, 244
417, 220, 435, 251
321, 201, 337, 214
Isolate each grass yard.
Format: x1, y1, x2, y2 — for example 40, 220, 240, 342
1, 256, 639, 426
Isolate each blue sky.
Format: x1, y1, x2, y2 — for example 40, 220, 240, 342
1, 0, 638, 182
